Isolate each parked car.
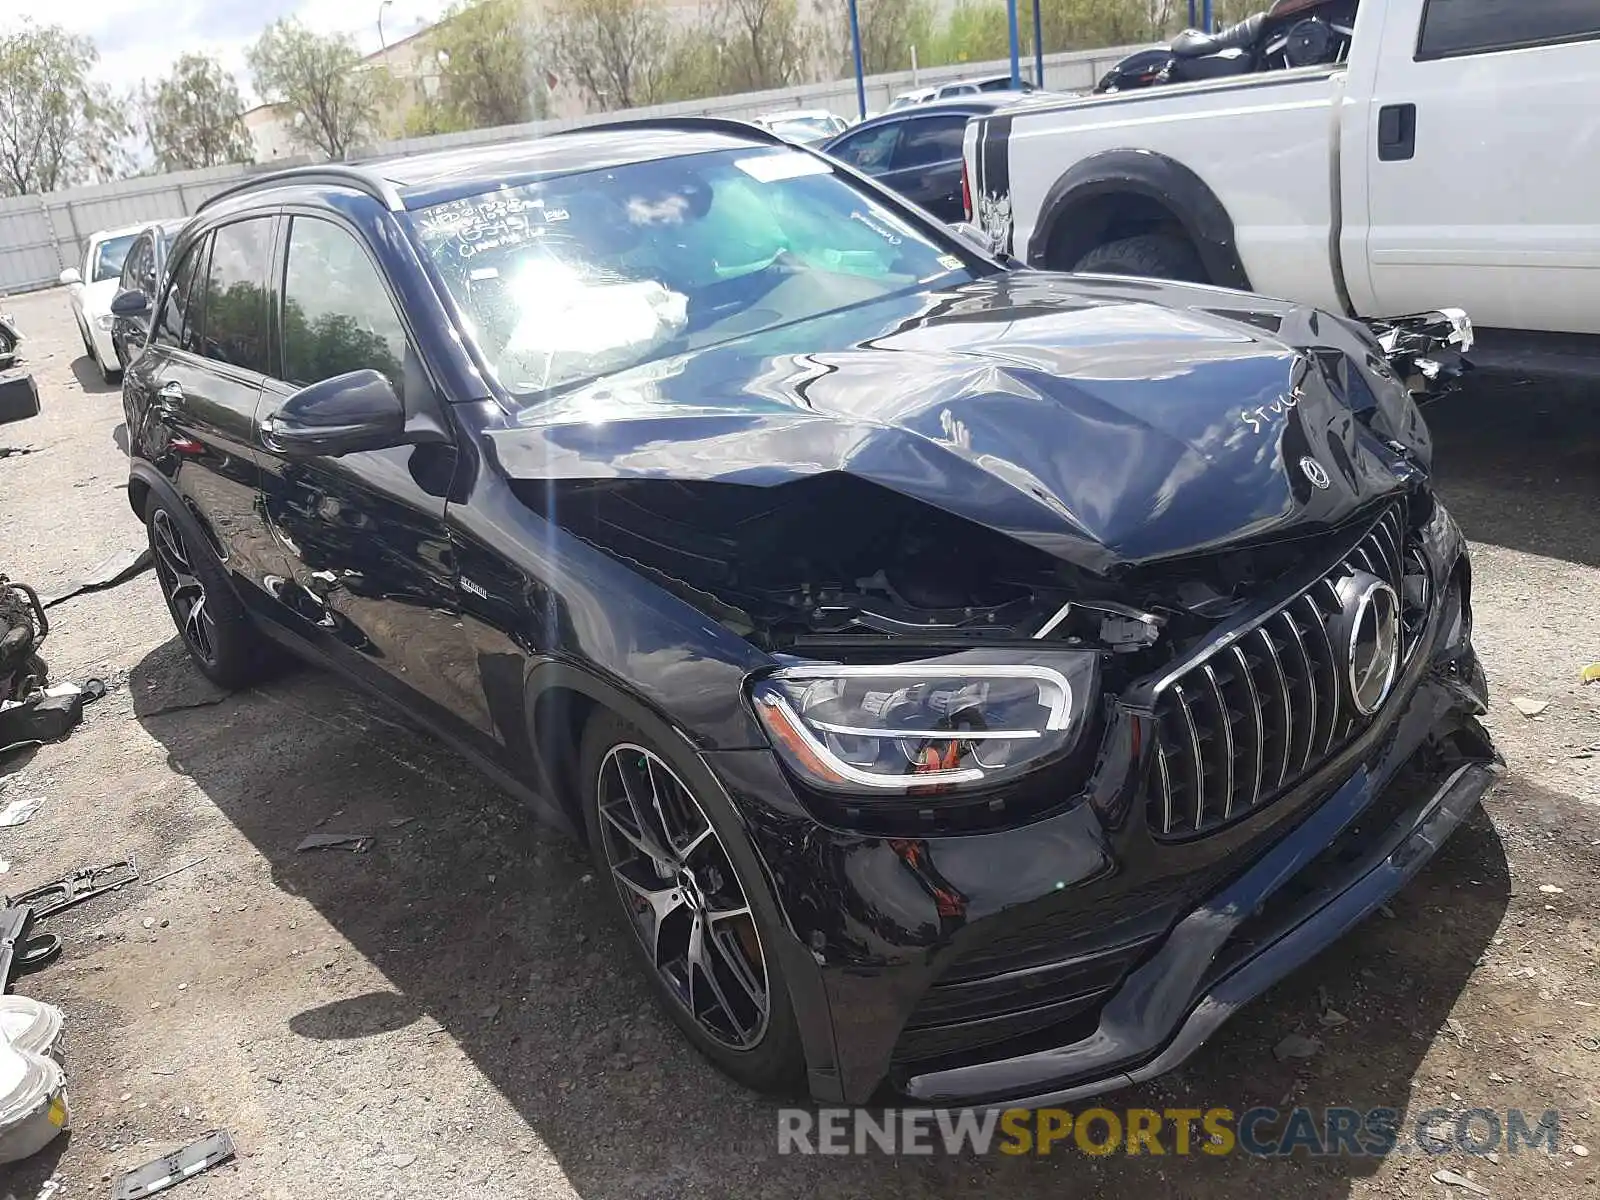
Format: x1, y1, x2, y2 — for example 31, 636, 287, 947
823, 94, 1020, 222
124, 120, 1497, 1108
964, 0, 1600, 373
107, 219, 190, 372
887, 73, 1038, 110
61, 224, 145, 382
750, 110, 850, 145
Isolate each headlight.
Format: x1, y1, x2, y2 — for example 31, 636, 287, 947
95, 313, 116, 331
751, 652, 1097, 793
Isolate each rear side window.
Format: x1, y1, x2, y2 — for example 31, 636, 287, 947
195, 218, 273, 375
155, 238, 207, 353
279, 217, 408, 399
891, 115, 969, 169
829, 124, 901, 172
1418, 0, 1600, 59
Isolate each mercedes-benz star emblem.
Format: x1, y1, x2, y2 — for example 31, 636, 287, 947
1343, 576, 1401, 716
1300, 456, 1331, 490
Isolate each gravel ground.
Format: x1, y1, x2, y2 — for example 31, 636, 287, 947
0, 285, 1596, 1200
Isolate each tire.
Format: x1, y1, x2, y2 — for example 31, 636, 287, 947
1074, 232, 1207, 283
580, 711, 806, 1095
145, 495, 280, 690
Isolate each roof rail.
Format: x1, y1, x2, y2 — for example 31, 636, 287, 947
548, 115, 788, 148
197, 165, 405, 214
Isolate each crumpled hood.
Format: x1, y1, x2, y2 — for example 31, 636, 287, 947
489, 272, 1432, 574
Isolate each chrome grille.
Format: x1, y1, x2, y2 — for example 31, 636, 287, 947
1151, 505, 1416, 838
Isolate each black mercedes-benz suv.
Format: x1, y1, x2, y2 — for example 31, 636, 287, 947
119, 119, 1499, 1107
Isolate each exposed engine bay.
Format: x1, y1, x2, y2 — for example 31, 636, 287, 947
515, 469, 1427, 675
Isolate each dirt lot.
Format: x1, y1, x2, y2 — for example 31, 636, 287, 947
0, 284, 1596, 1200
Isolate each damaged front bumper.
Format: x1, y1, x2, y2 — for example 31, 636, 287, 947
702, 502, 1499, 1107
1367, 308, 1475, 401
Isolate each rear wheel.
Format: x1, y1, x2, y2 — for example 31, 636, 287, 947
580, 712, 805, 1093
1074, 232, 1207, 282
146, 497, 279, 690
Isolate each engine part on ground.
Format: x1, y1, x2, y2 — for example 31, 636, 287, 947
0, 1036, 69, 1166
7, 859, 139, 921
112, 1129, 236, 1199
0, 314, 19, 370
0, 576, 47, 706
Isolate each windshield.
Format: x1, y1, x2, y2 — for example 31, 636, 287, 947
412, 146, 975, 399
886, 93, 923, 111
91, 234, 137, 282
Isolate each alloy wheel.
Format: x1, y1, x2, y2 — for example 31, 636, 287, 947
595, 744, 770, 1050
151, 509, 217, 664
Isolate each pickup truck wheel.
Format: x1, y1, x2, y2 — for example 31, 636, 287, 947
1074, 233, 1206, 283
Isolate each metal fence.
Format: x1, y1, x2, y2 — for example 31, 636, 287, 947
0, 44, 1140, 295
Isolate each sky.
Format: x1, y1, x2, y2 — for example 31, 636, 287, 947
12, 0, 457, 106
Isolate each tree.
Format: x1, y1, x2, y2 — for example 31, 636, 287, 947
424, 0, 546, 132
545, 0, 672, 111
824, 0, 936, 75
248, 19, 391, 159
141, 54, 254, 171
712, 0, 815, 92
0, 20, 128, 195
926, 2, 1013, 66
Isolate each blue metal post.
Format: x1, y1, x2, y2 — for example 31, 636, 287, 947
1202, 0, 1213, 31
848, 0, 867, 120
1007, 0, 1021, 88
1188, 0, 1197, 28
1032, 0, 1044, 87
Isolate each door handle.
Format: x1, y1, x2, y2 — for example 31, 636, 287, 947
1378, 103, 1416, 162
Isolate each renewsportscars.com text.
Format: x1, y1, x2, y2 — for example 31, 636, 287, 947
777, 1106, 1565, 1157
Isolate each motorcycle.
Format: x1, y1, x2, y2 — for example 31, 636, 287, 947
1095, 0, 1358, 93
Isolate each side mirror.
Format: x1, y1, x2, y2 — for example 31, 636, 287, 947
110, 288, 151, 318
949, 221, 997, 256
58, 268, 82, 287
260, 370, 405, 459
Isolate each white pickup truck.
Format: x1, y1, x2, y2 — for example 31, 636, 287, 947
964, 0, 1600, 371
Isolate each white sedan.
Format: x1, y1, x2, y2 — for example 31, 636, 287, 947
61, 224, 144, 382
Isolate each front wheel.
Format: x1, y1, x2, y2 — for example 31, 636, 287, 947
146, 497, 280, 690
580, 712, 806, 1094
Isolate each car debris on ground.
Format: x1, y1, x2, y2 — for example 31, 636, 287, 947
0, 997, 68, 1166
296, 832, 375, 854
110, 1130, 236, 1199
0, 796, 43, 828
